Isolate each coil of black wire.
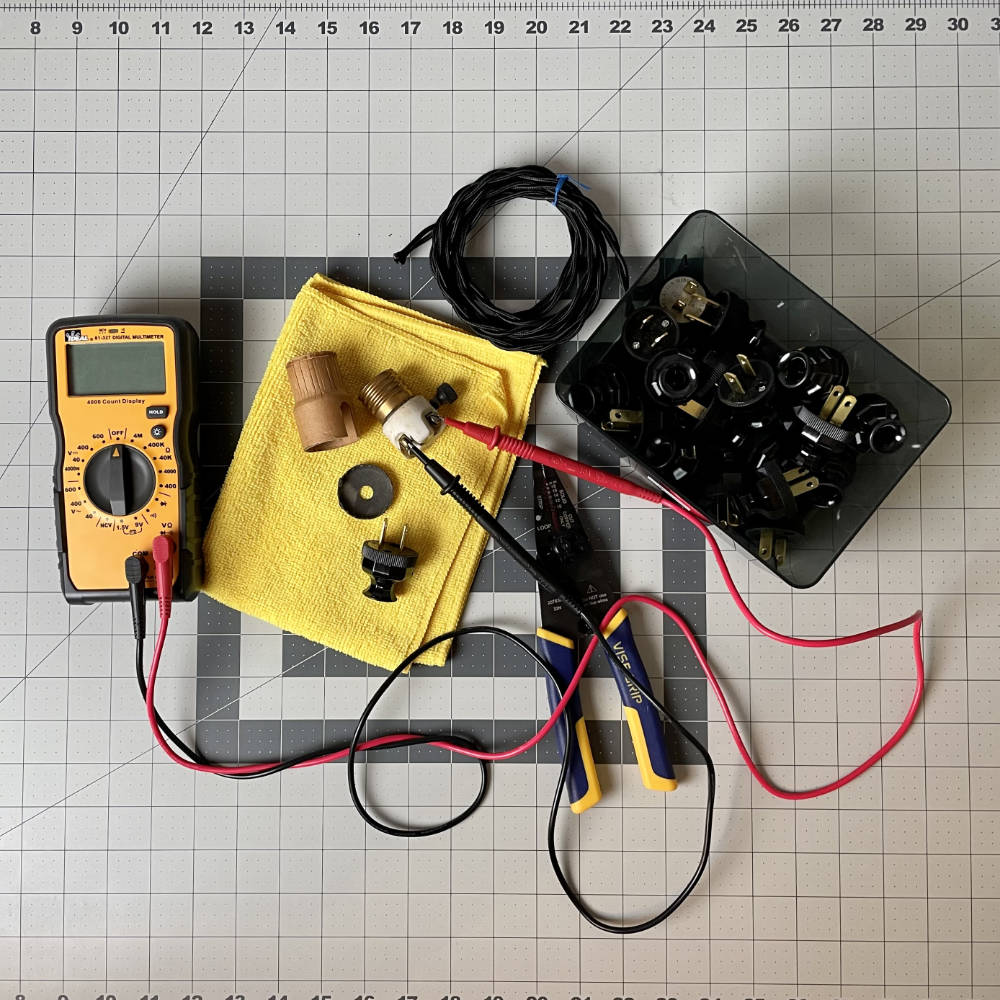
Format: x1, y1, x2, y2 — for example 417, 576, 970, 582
394, 165, 629, 355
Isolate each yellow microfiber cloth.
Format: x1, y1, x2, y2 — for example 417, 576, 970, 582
202, 275, 542, 670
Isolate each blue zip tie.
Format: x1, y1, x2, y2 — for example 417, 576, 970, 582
552, 173, 590, 206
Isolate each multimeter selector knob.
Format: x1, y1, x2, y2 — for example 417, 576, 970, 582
84, 444, 156, 516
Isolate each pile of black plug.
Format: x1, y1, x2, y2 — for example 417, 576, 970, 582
565, 274, 907, 566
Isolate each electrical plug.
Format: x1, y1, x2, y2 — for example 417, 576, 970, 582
718, 354, 775, 411
361, 519, 418, 602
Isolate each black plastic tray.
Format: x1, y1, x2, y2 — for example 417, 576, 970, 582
556, 210, 952, 588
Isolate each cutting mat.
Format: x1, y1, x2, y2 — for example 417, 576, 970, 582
1, 2, 998, 995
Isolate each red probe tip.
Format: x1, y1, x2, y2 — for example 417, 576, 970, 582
443, 417, 504, 451
152, 533, 175, 622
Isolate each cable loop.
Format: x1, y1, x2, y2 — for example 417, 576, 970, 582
394, 165, 629, 354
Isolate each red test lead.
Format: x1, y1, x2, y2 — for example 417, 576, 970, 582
152, 533, 175, 623
142, 420, 925, 801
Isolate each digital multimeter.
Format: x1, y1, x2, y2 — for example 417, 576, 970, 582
46, 316, 202, 604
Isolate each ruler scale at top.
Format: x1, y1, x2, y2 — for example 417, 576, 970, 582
1, 6, 1000, 37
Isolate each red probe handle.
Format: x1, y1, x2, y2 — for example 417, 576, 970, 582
442, 417, 706, 514
152, 533, 175, 622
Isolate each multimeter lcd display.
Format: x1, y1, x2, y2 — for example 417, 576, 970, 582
66, 341, 167, 396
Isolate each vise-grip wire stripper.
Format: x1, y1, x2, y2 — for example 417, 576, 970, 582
533, 464, 676, 812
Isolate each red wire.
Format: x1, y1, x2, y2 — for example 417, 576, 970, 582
145, 623, 433, 775
144, 423, 926, 799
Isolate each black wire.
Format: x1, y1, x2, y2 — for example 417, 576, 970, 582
137, 618, 710, 930
346, 627, 546, 837
135, 446, 715, 930
408, 443, 716, 931
394, 165, 629, 354
134, 628, 489, 833
137, 615, 711, 931
548, 679, 714, 934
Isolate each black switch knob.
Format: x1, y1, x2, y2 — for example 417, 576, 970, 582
84, 444, 156, 516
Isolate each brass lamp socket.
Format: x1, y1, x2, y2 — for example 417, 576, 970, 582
359, 368, 444, 455
359, 369, 412, 425
286, 351, 360, 452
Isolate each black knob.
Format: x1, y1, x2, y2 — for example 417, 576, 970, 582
776, 345, 849, 401
431, 382, 458, 409
646, 352, 699, 403
84, 444, 156, 516
846, 393, 907, 454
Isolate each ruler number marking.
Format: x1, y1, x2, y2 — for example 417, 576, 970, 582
11, 12, 1000, 39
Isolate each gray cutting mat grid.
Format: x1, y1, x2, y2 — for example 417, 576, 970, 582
0, 4, 998, 996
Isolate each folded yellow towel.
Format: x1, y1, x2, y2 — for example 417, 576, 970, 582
203, 275, 542, 670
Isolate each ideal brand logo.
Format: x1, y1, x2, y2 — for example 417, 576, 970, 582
64, 329, 86, 341
612, 639, 644, 705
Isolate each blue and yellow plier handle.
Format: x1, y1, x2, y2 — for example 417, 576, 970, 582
602, 608, 677, 795
538, 609, 676, 813
538, 627, 602, 813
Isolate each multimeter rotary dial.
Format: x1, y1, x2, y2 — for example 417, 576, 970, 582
83, 444, 157, 516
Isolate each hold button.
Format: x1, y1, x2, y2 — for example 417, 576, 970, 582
146, 405, 169, 419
